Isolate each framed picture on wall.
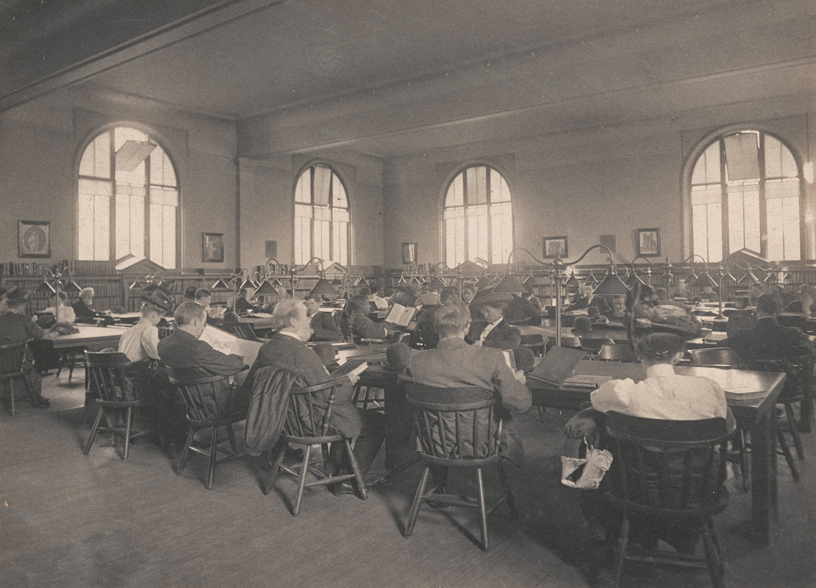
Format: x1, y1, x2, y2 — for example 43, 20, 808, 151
202, 233, 224, 262
18, 220, 51, 258
542, 236, 568, 259
402, 243, 417, 264
636, 228, 661, 257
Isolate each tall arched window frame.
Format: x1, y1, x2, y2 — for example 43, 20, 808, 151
77, 126, 179, 268
443, 164, 514, 267
294, 164, 350, 266
687, 129, 804, 263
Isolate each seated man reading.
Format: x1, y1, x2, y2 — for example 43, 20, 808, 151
304, 295, 342, 341
404, 301, 532, 466
347, 295, 388, 340
242, 298, 385, 496
722, 294, 809, 361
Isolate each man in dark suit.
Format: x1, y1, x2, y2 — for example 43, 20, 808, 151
242, 298, 385, 496
721, 294, 810, 361
304, 295, 342, 341
405, 301, 532, 466
466, 291, 521, 350
157, 301, 248, 411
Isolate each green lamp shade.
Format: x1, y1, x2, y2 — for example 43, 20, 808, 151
308, 278, 337, 299
491, 274, 526, 294
594, 272, 630, 296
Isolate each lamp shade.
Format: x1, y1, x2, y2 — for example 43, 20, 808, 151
594, 272, 630, 296
565, 274, 580, 288
693, 272, 718, 288
308, 278, 337, 299
239, 278, 258, 290
254, 280, 281, 297
585, 271, 599, 286
129, 279, 143, 290
427, 275, 447, 289
491, 274, 527, 294
211, 278, 230, 290
475, 275, 494, 289
625, 271, 646, 289
36, 281, 56, 295
738, 270, 761, 285
63, 280, 82, 294
331, 278, 343, 286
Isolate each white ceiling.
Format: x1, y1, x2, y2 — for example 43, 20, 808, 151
5, 0, 815, 157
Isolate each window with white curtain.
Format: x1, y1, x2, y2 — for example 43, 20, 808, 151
688, 130, 802, 262
77, 126, 179, 268
294, 164, 350, 266
443, 165, 514, 267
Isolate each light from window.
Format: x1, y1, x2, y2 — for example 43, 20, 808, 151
444, 165, 513, 267
78, 127, 179, 268
293, 165, 349, 266
689, 130, 801, 262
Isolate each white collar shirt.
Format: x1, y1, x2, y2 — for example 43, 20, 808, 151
477, 316, 504, 346
118, 317, 160, 362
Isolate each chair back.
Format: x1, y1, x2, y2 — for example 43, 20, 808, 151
687, 347, 742, 368
746, 346, 811, 403
281, 378, 347, 442
168, 369, 240, 422
603, 411, 732, 513
0, 339, 31, 377
404, 383, 501, 463
579, 337, 615, 356
548, 335, 582, 350
226, 322, 259, 341
597, 344, 639, 362
85, 351, 150, 403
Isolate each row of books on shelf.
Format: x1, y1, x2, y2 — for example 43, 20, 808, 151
0, 259, 118, 277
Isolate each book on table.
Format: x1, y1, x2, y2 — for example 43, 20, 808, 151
331, 358, 369, 379
384, 303, 417, 327
527, 346, 586, 386
562, 375, 613, 389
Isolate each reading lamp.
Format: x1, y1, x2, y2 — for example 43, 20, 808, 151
628, 256, 656, 290
38, 265, 81, 323
227, 268, 255, 313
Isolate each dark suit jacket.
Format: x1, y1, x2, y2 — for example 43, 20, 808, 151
235, 297, 256, 313
242, 332, 361, 438
404, 337, 532, 465
467, 319, 521, 350
722, 317, 810, 360
0, 311, 45, 343
157, 329, 246, 376
72, 298, 98, 320
310, 311, 341, 341
349, 310, 387, 340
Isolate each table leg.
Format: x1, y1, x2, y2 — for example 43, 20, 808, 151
749, 412, 777, 546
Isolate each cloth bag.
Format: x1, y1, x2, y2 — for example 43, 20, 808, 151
560, 441, 613, 490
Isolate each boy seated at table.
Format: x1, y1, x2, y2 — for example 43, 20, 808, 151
0, 288, 50, 407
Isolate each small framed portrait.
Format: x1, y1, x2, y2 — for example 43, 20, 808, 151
542, 236, 568, 259
402, 242, 417, 264
202, 232, 224, 262
18, 220, 51, 258
636, 228, 661, 257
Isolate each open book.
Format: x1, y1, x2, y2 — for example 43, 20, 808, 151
385, 303, 417, 327
331, 358, 369, 379
199, 324, 263, 369
527, 346, 586, 386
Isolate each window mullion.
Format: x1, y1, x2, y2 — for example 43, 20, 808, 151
145, 140, 151, 262
108, 130, 116, 261
719, 138, 728, 261
758, 132, 768, 258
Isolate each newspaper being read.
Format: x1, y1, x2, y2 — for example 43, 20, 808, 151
199, 325, 262, 368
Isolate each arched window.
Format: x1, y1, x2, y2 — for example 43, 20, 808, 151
688, 130, 803, 262
443, 165, 514, 267
294, 164, 350, 266
77, 126, 179, 268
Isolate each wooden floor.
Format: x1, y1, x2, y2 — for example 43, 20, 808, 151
1, 372, 814, 588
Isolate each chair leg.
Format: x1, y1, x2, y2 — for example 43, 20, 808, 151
122, 407, 133, 460
84, 406, 105, 454
496, 461, 518, 519
226, 423, 238, 453
777, 423, 800, 480
784, 403, 804, 460
344, 438, 368, 500
475, 467, 489, 551
262, 442, 288, 496
706, 517, 725, 575
701, 520, 725, 588
292, 443, 312, 516
405, 465, 431, 538
67, 350, 75, 383
177, 426, 196, 475
206, 426, 219, 489
613, 513, 631, 588
8, 378, 16, 416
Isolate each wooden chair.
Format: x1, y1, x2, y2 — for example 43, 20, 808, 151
0, 338, 38, 415
263, 376, 367, 516
547, 335, 582, 350
353, 381, 385, 412
597, 344, 639, 362
747, 346, 811, 481
168, 370, 247, 489
520, 333, 547, 356
687, 347, 743, 369
579, 337, 615, 358
601, 411, 734, 588
403, 383, 518, 551
84, 352, 154, 460
225, 322, 259, 341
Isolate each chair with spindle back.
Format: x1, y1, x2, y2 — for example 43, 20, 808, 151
601, 411, 735, 588
747, 346, 811, 481
263, 374, 367, 516
403, 383, 518, 551
225, 322, 259, 341
0, 338, 38, 415
597, 344, 639, 362
168, 370, 247, 489
84, 352, 154, 459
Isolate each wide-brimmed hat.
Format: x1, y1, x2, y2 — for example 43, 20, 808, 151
141, 285, 175, 313
573, 317, 594, 332
4, 288, 30, 307
385, 342, 411, 371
